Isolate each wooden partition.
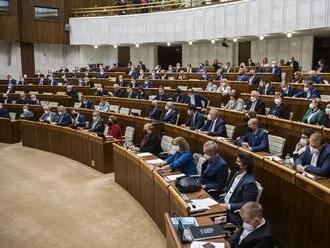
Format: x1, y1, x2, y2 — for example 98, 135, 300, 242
0, 118, 20, 143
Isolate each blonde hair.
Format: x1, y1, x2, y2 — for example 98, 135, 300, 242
173, 137, 190, 151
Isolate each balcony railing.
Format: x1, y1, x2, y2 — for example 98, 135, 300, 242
71, 0, 243, 17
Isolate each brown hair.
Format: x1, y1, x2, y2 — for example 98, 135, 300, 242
173, 137, 190, 151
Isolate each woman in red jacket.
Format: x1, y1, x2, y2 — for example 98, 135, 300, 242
107, 115, 122, 140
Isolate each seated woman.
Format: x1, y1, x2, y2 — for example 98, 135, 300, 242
177, 70, 187, 80
205, 80, 217, 92
257, 80, 275, 95
324, 103, 330, 128
134, 123, 161, 155
291, 71, 304, 84
217, 79, 232, 95
224, 93, 244, 111
157, 137, 197, 176
267, 94, 290, 119
292, 128, 316, 163
106, 115, 122, 140
302, 99, 325, 125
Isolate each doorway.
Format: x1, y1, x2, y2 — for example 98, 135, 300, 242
238, 41, 251, 65
158, 45, 182, 69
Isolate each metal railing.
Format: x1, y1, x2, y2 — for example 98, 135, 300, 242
71, 0, 243, 17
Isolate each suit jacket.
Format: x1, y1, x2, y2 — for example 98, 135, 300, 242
87, 118, 105, 133
7, 79, 16, 85
236, 74, 250, 81
142, 81, 153, 89
172, 94, 189, 104
237, 129, 269, 152
185, 112, 205, 130
280, 86, 297, 97
291, 60, 299, 72
310, 75, 324, 84
200, 154, 228, 191
324, 116, 330, 128
95, 90, 109, 96
229, 221, 275, 248
316, 65, 330, 73
148, 106, 162, 120
248, 75, 260, 87
48, 80, 58, 86
80, 100, 94, 109
56, 112, 72, 126
0, 97, 12, 104
116, 80, 126, 87
39, 112, 58, 123
200, 117, 227, 137
165, 151, 197, 176
96, 73, 109, 78
113, 88, 127, 98
271, 67, 281, 81
245, 99, 266, 115
294, 87, 321, 99
267, 103, 290, 119
160, 109, 178, 124
302, 109, 325, 125
20, 110, 34, 120
0, 108, 10, 118
17, 98, 29, 105
71, 113, 87, 128
295, 144, 330, 178
139, 133, 161, 155
154, 94, 169, 101
188, 94, 208, 108
258, 85, 275, 95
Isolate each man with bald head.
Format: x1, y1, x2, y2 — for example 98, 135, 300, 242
236, 118, 269, 152
226, 202, 275, 248
200, 108, 227, 137
148, 100, 162, 120
39, 105, 57, 123
160, 102, 178, 124
244, 90, 265, 115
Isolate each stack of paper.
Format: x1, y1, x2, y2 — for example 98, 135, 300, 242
145, 158, 164, 165
191, 198, 219, 207
190, 241, 224, 248
164, 173, 185, 181
136, 152, 153, 157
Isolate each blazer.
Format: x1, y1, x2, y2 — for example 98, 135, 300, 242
130, 82, 141, 88
96, 73, 109, 78
87, 118, 105, 133
294, 87, 321, 99
56, 112, 72, 126
248, 75, 260, 86
95, 90, 109, 96
107, 124, 122, 140
271, 67, 281, 81
0, 108, 10, 118
229, 221, 275, 248
224, 99, 245, 111
245, 99, 266, 115
71, 113, 87, 128
236, 74, 250, 81
148, 106, 162, 120
116, 80, 126, 87
0, 97, 12, 104
113, 88, 127, 98
154, 94, 169, 101
225, 173, 258, 211
296, 144, 330, 178
80, 100, 94, 110
17, 98, 29, 105
39, 112, 58, 123
280, 86, 297, 97
258, 86, 275, 96
7, 79, 16, 85
200, 154, 228, 191
267, 103, 290, 119
237, 129, 269, 152
165, 151, 197, 176
98, 102, 111, 112
48, 80, 58, 86
185, 112, 205, 130
316, 65, 330, 73
160, 109, 178, 124
142, 81, 153, 89
310, 75, 324, 84
200, 117, 227, 137
139, 133, 161, 155
302, 109, 325, 125
172, 94, 189, 104
324, 116, 330, 128
20, 110, 34, 120
188, 94, 208, 108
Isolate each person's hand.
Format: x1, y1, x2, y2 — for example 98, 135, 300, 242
242, 144, 250, 150
219, 203, 228, 210
296, 164, 305, 173
224, 241, 231, 248
295, 143, 303, 152
180, 124, 186, 128
132, 147, 140, 152
201, 185, 206, 189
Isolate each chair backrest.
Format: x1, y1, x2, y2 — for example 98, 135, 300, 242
161, 135, 173, 153
9, 112, 17, 120
265, 107, 270, 114
281, 72, 286, 81
73, 102, 81, 108
29, 91, 39, 95
164, 86, 171, 90
119, 107, 130, 115
289, 112, 294, 120
40, 101, 49, 106
56, 92, 66, 95
225, 124, 236, 139
256, 181, 263, 202
43, 92, 53, 95
175, 114, 180, 125
192, 87, 203, 92
130, 109, 142, 116
268, 134, 286, 156
48, 102, 59, 108
77, 92, 83, 101
321, 94, 330, 101
15, 91, 25, 94
193, 153, 206, 176
109, 105, 120, 113
178, 85, 188, 90
124, 126, 135, 146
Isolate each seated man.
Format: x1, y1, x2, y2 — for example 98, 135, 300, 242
296, 132, 330, 178
226, 202, 275, 248
112, 83, 127, 97
97, 97, 111, 112
17, 93, 29, 105
142, 77, 153, 89
182, 105, 205, 130
219, 152, 258, 225
20, 105, 34, 120
95, 86, 109, 97
200, 141, 228, 197
6, 83, 15, 94
271, 61, 281, 81
172, 88, 189, 104
236, 68, 250, 81
236, 118, 269, 152
160, 102, 178, 124
125, 86, 137, 99
280, 81, 297, 97
154, 86, 169, 101
257, 80, 275, 95
96, 71, 109, 79
80, 96, 94, 109
200, 108, 227, 137
56, 106, 72, 126
116, 75, 126, 87
0, 93, 12, 104
71, 108, 87, 128
134, 123, 161, 155
130, 78, 140, 88
308, 70, 324, 84
6, 74, 16, 85
267, 94, 290, 119
28, 94, 40, 105
48, 76, 58, 86
293, 80, 321, 99
199, 72, 210, 81
85, 110, 105, 133
248, 70, 260, 88
187, 89, 208, 108
0, 103, 10, 118
292, 128, 316, 163
244, 90, 266, 115
39, 105, 57, 123
148, 100, 162, 120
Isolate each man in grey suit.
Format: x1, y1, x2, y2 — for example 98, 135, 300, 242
20, 105, 34, 120
86, 110, 105, 133
39, 105, 58, 123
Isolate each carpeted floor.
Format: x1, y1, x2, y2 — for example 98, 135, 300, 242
0, 143, 166, 248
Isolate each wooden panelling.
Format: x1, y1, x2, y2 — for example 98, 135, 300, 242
67, 0, 115, 9
0, 0, 19, 41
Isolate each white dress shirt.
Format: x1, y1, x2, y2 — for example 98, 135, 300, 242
224, 172, 247, 209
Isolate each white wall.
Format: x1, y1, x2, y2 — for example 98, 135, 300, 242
251, 35, 314, 71
130, 45, 157, 69
182, 41, 237, 67
0, 41, 22, 79
34, 44, 118, 75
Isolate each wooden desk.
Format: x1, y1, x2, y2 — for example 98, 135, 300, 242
0, 118, 21, 143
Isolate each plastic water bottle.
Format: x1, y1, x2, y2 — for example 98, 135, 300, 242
285, 154, 291, 164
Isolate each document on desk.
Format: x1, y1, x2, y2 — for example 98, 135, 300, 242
190, 241, 224, 248
136, 152, 153, 157
264, 155, 282, 162
191, 198, 219, 208
164, 173, 185, 181
145, 158, 164, 165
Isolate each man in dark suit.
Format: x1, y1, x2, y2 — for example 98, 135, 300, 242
226, 202, 275, 248
66, 85, 79, 102
199, 72, 210, 81
247, 58, 256, 67
48, 76, 58, 86
6, 75, 16, 85
130, 78, 140, 88
80, 96, 94, 109
236, 118, 269, 152
257, 80, 275, 95
95, 86, 109, 96
271, 61, 281, 81
71, 109, 87, 128
85, 110, 105, 133
154, 86, 169, 101
236, 68, 250, 81
56, 106, 72, 126
38, 76, 47, 85
17, 93, 29, 105
219, 152, 258, 225
148, 100, 162, 120
267, 94, 290, 119
96, 71, 109, 78
308, 70, 324, 84
248, 70, 260, 88
39, 105, 58, 123
187, 89, 208, 108
200, 108, 227, 137
134, 123, 161, 155
112, 83, 127, 98
0, 103, 10, 118
125, 87, 137, 99
296, 132, 330, 178
142, 77, 153, 89
199, 141, 228, 197
182, 104, 205, 130
0, 93, 12, 104
293, 80, 321, 99
28, 94, 40, 105
172, 88, 189, 104
6, 83, 15, 94
244, 91, 266, 115
116, 75, 126, 87
20, 105, 34, 120
160, 102, 178, 124
280, 81, 297, 97
288, 56, 299, 72
316, 59, 330, 73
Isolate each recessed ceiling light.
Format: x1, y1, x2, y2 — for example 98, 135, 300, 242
259, 35, 265, 40
113, 44, 118, 48
211, 39, 216, 44
287, 32, 293, 38
135, 44, 139, 48
94, 45, 98, 49
233, 37, 238, 42
167, 42, 171, 46
188, 41, 193, 45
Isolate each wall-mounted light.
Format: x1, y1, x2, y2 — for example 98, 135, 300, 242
113, 44, 118, 48
286, 32, 293, 38
167, 42, 171, 46
135, 44, 139, 48
94, 45, 98, 49
211, 39, 216, 44
233, 37, 238, 43
259, 35, 265, 41
188, 41, 193, 45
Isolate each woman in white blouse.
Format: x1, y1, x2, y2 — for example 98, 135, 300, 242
217, 79, 232, 95
205, 80, 217, 92
224, 93, 245, 111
